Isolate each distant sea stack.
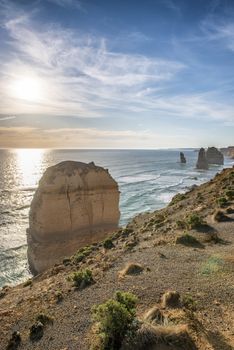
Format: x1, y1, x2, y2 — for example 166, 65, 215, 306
27, 161, 120, 274
220, 146, 234, 159
196, 148, 208, 170
206, 147, 224, 165
180, 152, 186, 164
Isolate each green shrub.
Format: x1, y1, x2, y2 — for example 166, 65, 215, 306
29, 321, 44, 342
176, 234, 200, 247
216, 197, 229, 208
23, 279, 32, 287
169, 193, 186, 206
36, 313, 53, 325
68, 269, 94, 289
122, 227, 134, 237
182, 294, 197, 311
55, 290, 63, 303
7, 331, 21, 350
103, 238, 114, 249
91, 291, 138, 350
225, 189, 234, 200
201, 256, 224, 276
176, 219, 186, 229
63, 257, 71, 266
186, 213, 204, 229
73, 246, 92, 264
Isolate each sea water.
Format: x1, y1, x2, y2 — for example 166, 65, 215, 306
0, 148, 233, 287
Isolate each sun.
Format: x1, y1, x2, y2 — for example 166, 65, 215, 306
9, 76, 43, 102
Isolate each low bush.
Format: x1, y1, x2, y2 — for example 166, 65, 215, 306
103, 238, 114, 249
63, 257, 71, 266
225, 189, 234, 200
176, 233, 200, 247
213, 210, 230, 222
91, 291, 138, 350
216, 197, 229, 208
6, 331, 21, 350
55, 290, 63, 303
23, 279, 32, 287
169, 193, 186, 206
119, 263, 144, 277
186, 213, 204, 229
73, 246, 92, 264
68, 269, 94, 289
176, 219, 187, 229
182, 294, 197, 311
29, 321, 44, 342
36, 313, 53, 325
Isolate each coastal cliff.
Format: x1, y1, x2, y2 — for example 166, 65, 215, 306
0, 167, 233, 350
27, 161, 120, 274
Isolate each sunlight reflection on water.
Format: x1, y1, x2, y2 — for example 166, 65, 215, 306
13, 148, 46, 188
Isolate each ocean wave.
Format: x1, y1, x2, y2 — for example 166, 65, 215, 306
15, 205, 30, 211
119, 174, 161, 185
4, 244, 27, 253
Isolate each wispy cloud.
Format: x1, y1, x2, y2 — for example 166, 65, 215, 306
0, 116, 16, 121
46, 0, 82, 10
0, 126, 193, 148
0, 7, 185, 118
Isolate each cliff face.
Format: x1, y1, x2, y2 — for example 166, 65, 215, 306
206, 147, 224, 165
221, 146, 234, 159
27, 161, 120, 274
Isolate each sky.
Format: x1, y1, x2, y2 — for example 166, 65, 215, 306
0, 0, 234, 149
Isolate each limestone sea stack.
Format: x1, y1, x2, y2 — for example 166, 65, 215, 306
180, 152, 186, 164
206, 147, 224, 165
220, 146, 234, 159
27, 161, 120, 274
196, 148, 208, 170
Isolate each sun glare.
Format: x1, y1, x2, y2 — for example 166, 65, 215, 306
14, 149, 45, 187
9, 76, 44, 102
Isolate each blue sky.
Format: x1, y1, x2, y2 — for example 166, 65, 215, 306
0, 0, 233, 148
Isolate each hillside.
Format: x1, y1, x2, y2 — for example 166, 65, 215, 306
0, 167, 234, 350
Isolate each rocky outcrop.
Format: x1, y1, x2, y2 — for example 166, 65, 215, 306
206, 147, 224, 165
196, 148, 208, 170
180, 152, 186, 164
220, 146, 234, 159
27, 161, 120, 274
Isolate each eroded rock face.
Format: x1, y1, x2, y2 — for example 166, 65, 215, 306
220, 146, 234, 159
180, 152, 186, 164
206, 147, 224, 165
27, 161, 120, 274
196, 148, 208, 170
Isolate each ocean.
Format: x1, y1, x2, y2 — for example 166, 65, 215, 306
0, 148, 233, 288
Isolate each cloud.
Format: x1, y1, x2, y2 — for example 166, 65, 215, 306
198, 18, 234, 51
0, 1, 233, 150
0, 126, 194, 148
0, 8, 185, 118
46, 0, 82, 10
0, 115, 16, 121
160, 0, 181, 16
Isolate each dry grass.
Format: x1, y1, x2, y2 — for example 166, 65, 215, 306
122, 323, 196, 350
213, 210, 230, 222
143, 306, 166, 325
119, 263, 144, 278
161, 291, 181, 309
